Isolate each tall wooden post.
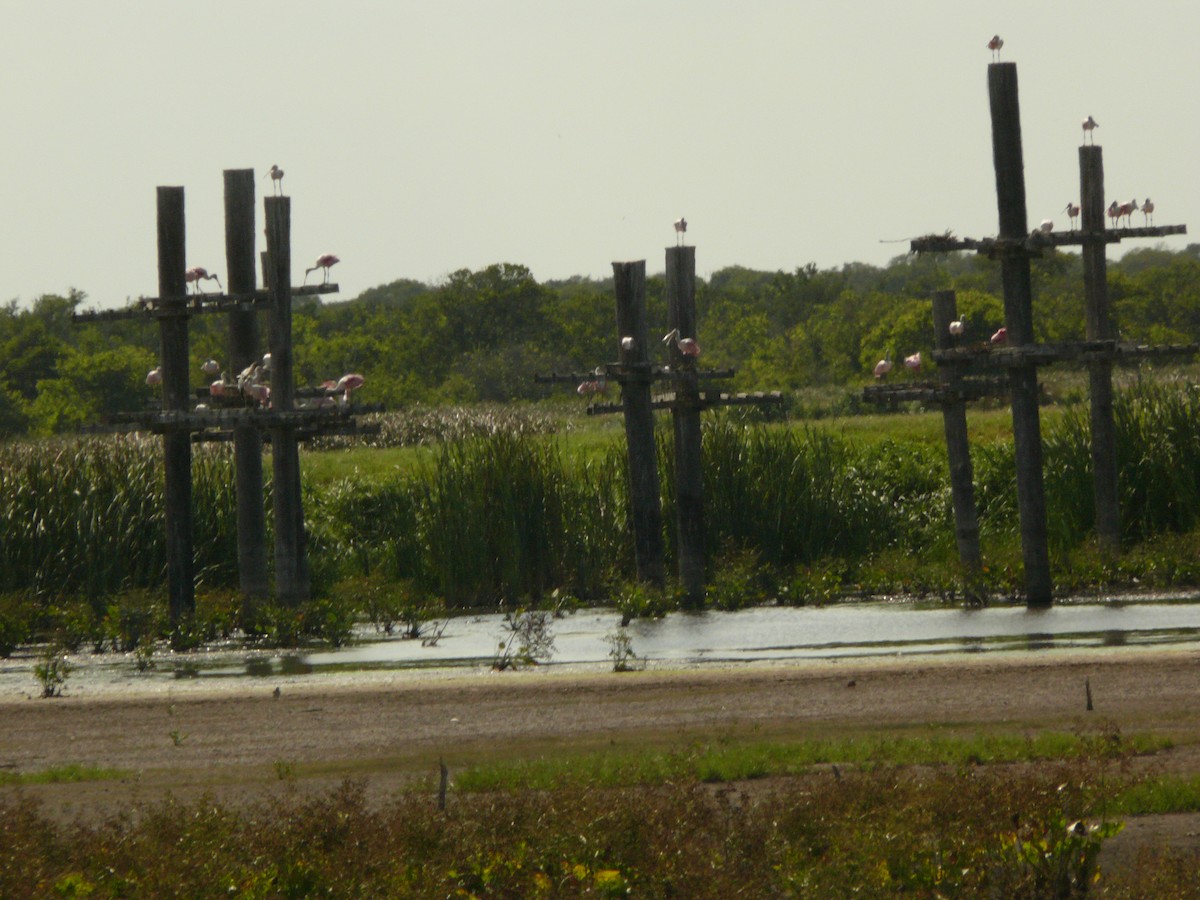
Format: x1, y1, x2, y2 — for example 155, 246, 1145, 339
265, 196, 310, 605
223, 169, 269, 606
156, 186, 195, 623
665, 245, 705, 607
932, 291, 982, 572
987, 62, 1052, 607
1079, 146, 1121, 552
612, 260, 665, 588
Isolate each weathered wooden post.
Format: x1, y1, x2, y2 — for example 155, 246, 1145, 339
988, 62, 1052, 607
265, 196, 310, 605
931, 291, 982, 572
665, 245, 705, 606
612, 260, 666, 588
156, 186, 195, 623
223, 169, 269, 608
1079, 146, 1120, 552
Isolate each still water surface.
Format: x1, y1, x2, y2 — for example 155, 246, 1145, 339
5, 596, 1198, 694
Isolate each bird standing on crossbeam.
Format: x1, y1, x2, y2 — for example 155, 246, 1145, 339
185, 267, 222, 294
1142, 198, 1155, 226
304, 254, 340, 285
1065, 202, 1080, 231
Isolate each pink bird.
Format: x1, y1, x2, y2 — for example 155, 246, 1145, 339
266, 164, 284, 195
185, 267, 222, 294
873, 357, 893, 379
673, 217, 687, 246
209, 378, 236, 399
987, 34, 1003, 61
576, 379, 606, 396
1107, 201, 1121, 228
1082, 116, 1098, 144
991, 327, 1008, 345
1142, 198, 1154, 226
304, 254, 340, 285
145, 367, 162, 387
242, 381, 270, 407
1118, 198, 1139, 228
903, 352, 922, 372
328, 372, 365, 406
677, 337, 701, 358
1064, 202, 1080, 230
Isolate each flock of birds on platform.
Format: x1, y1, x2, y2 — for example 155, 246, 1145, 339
147, 354, 365, 412
870, 37, 1165, 382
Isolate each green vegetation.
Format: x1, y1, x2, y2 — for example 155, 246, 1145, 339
4, 728, 1200, 896
0, 764, 127, 787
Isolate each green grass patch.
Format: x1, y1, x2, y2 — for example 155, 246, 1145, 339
0, 763, 128, 786
452, 728, 1170, 792
1115, 775, 1200, 816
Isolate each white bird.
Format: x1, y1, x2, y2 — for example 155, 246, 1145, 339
988, 34, 1003, 61
1034, 219, 1053, 235
620, 336, 636, 352
266, 164, 284, 195
145, 367, 162, 387
949, 320, 965, 336
185, 267, 222, 295
201, 359, 220, 376
673, 217, 687, 246
1142, 198, 1155, 226
1064, 202, 1080, 230
261, 353, 272, 372
1082, 116, 1099, 144
904, 352, 922, 372
873, 357, 893, 379
304, 254, 340, 285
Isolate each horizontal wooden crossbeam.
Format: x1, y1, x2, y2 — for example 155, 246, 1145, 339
71, 284, 339, 323
534, 365, 735, 386
932, 340, 1196, 370
586, 390, 783, 416
862, 377, 1010, 405
910, 225, 1186, 256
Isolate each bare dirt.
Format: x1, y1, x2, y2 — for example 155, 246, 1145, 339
3, 647, 1200, 862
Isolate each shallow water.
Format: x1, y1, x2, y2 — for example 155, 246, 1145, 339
4, 594, 1200, 696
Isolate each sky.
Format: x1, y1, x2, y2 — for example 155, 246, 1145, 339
3, 2, 1197, 311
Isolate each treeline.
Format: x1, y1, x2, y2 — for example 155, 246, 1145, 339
2, 244, 1199, 436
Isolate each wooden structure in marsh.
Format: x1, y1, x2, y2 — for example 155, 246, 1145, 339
537, 246, 782, 606
865, 62, 1190, 607
72, 169, 373, 624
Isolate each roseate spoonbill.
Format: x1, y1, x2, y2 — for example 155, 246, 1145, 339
146, 367, 162, 386
1107, 201, 1121, 228
1034, 219, 1053, 235
620, 336, 636, 352
304, 254, 340, 285
201, 359, 220, 376
677, 337, 701, 358
1082, 116, 1098, 144
242, 381, 270, 407
1142, 198, 1154, 226
904, 352, 922, 372
209, 378, 235, 399
991, 327, 1008, 345
261, 353, 272, 372
673, 217, 687, 245
266, 164, 284, 195
577, 380, 603, 396
1065, 202, 1080, 230
988, 34, 1003, 61
331, 372, 364, 406
185, 267, 222, 294
873, 357, 893, 379
1118, 198, 1138, 228
949, 320, 965, 336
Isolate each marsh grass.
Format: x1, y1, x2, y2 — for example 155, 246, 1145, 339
0, 764, 127, 786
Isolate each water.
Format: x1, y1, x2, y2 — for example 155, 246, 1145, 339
5, 595, 1200, 695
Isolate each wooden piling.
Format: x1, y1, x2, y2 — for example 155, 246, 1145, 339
265, 196, 310, 605
931, 291, 982, 572
665, 246, 705, 607
612, 260, 666, 588
1079, 146, 1121, 552
987, 63, 1052, 607
223, 169, 269, 606
156, 186, 195, 623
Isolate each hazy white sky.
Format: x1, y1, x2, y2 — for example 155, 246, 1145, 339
3, 2, 1196, 310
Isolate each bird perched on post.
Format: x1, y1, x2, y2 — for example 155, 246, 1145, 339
673, 217, 687, 246
873, 356, 893, 379
990, 327, 1008, 345
201, 359, 220, 376
266, 164, 284, 195
662, 327, 701, 359
1142, 198, 1155, 226
1107, 201, 1121, 228
304, 254, 340, 285
988, 34, 1003, 61
1064, 202, 1080, 230
949, 320, 966, 336
1118, 198, 1139, 228
145, 367, 162, 386
185, 267, 221, 294
1082, 116, 1099, 144
903, 352, 922, 372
